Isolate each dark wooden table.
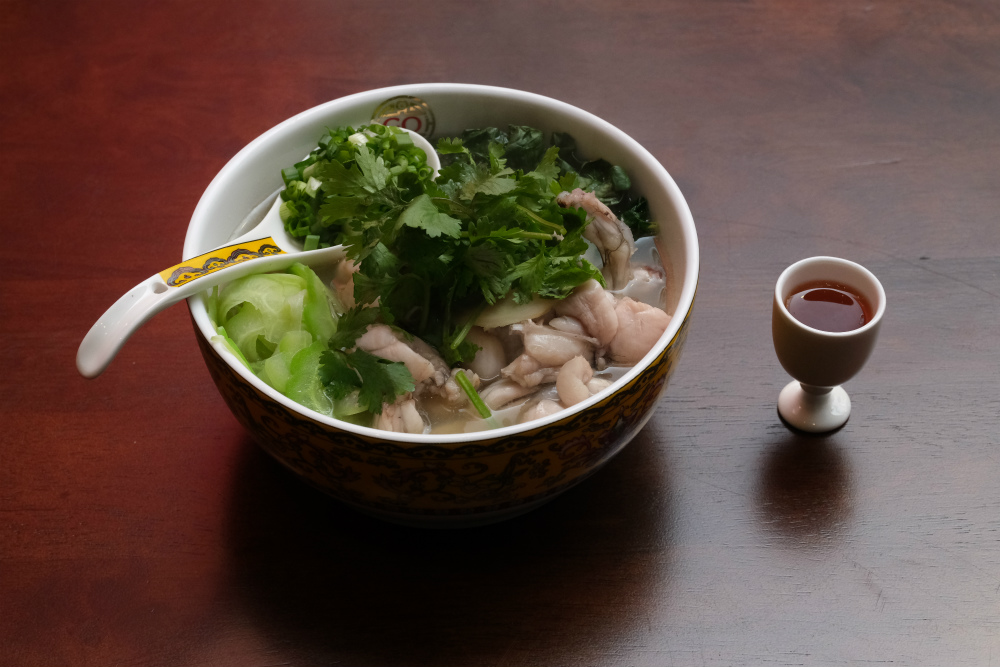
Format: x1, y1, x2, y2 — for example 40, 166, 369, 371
3, 1, 999, 665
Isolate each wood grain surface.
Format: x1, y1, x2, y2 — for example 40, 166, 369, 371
2, 1, 999, 665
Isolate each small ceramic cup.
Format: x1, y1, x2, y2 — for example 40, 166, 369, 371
772, 256, 886, 433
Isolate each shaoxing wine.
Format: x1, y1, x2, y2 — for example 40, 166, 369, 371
785, 280, 872, 333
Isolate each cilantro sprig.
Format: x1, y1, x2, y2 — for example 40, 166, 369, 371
278, 124, 654, 419
318, 306, 415, 415
319, 348, 415, 415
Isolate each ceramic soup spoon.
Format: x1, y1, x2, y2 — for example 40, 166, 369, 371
77, 128, 440, 379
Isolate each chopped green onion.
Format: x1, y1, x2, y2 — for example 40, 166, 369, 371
279, 200, 297, 224
455, 370, 492, 420
294, 157, 313, 174
393, 132, 414, 148
301, 162, 321, 180
305, 176, 322, 198
303, 234, 320, 251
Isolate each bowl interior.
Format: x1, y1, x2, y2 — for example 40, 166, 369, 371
184, 83, 698, 443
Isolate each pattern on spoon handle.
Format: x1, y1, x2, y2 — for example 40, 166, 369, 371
158, 237, 284, 287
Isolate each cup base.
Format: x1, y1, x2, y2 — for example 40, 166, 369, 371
777, 381, 851, 433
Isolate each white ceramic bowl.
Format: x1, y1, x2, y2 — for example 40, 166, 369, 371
184, 84, 698, 527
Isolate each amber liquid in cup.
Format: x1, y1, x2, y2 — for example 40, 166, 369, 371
785, 280, 872, 333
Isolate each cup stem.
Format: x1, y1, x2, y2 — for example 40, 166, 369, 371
777, 381, 851, 433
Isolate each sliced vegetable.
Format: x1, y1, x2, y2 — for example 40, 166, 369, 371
284, 340, 334, 416
212, 325, 251, 369
261, 330, 314, 393
287, 262, 341, 341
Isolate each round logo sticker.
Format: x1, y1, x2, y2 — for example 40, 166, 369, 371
371, 96, 435, 138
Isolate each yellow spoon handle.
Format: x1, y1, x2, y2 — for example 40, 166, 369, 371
157, 237, 284, 287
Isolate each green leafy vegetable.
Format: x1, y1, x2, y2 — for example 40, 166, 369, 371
211, 123, 657, 426
550, 131, 652, 230
287, 262, 341, 341
312, 305, 417, 415
398, 194, 462, 238
284, 340, 335, 416
319, 348, 415, 414
210, 265, 340, 416
307, 126, 620, 366
441, 125, 546, 173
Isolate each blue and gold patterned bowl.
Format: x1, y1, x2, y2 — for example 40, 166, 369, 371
185, 84, 698, 527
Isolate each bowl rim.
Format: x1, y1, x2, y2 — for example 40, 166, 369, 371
185, 83, 699, 445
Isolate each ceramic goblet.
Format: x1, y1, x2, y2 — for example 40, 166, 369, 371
772, 256, 886, 433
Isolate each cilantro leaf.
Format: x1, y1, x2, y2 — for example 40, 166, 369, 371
531, 146, 561, 181
327, 305, 382, 351
554, 171, 580, 194
344, 349, 415, 413
508, 253, 549, 302
488, 141, 507, 173
354, 144, 390, 192
320, 303, 417, 414
459, 167, 518, 200
318, 348, 414, 414
398, 194, 462, 238
435, 137, 473, 163
318, 350, 362, 399
314, 160, 367, 197
319, 195, 365, 226
464, 242, 512, 304
360, 241, 400, 276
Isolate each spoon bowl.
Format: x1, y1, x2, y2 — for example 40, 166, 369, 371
76, 127, 440, 379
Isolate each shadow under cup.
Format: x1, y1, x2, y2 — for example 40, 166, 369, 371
772, 257, 886, 432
